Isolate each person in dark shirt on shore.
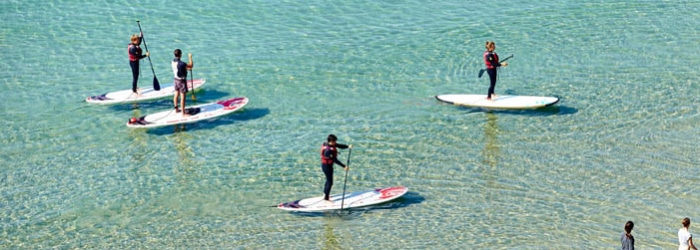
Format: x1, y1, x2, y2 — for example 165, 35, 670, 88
621, 221, 634, 250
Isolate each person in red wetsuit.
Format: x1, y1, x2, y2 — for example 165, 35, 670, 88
483, 41, 507, 100
320, 134, 352, 202
128, 33, 149, 95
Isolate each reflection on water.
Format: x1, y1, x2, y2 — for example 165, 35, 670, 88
322, 218, 341, 250
481, 112, 500, 168
127, 109, 148, 163
170, 129, 196, 167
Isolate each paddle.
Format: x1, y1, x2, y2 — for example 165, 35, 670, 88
136, 20, 161, 91
478, 54, 513, 78
189, 68, 196, 101
339, 147, 352, 210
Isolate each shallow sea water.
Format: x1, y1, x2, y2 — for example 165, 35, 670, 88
1, 0, 700, 248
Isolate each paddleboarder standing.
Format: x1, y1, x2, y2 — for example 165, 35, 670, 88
128, 33, 149, 95
320, 134, 352, 202
484, 40, 507, 100
172, 49, 193, 116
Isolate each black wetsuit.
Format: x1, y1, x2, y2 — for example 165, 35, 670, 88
484, 51, 502, 99
128, 38, 147, 93
321, 142, 349, 201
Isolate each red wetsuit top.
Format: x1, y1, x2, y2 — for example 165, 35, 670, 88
128, 40, 145, 62
320, 142, 348, 166
484, 51, 501, 69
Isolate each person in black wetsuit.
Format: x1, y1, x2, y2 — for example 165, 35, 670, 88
483, 40, 507, 100
320, 134, 352, 202
128, 33, 149, 95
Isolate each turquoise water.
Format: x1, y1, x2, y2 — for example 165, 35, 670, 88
2, 0, 700, 248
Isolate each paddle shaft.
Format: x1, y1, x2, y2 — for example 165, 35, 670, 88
339, 148, 352, 210
478, 54, 513, 78
136, 21, 160, 90
189, 69, 196, 101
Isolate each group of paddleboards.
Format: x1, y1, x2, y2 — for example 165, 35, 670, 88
85, 21, 249, 129
86, 77, 250, 129
85, 23, 556, 213
87, 79, 251, 129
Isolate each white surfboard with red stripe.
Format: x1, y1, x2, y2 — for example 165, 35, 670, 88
278, 186, 408, 212
126, 97, 248, 129
86, 79, 206, 105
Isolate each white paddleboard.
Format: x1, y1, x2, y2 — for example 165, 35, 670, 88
126, 97, 248, 129
278, 186, 408, 212
86, 79, 206, 105
435, 94, 559, 109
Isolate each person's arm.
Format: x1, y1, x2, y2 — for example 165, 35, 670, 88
332, 157, 345, 167
690, 235, 697, 250
486, 52, 508, 68
130, 45, 148, 60
187, 53, 194, 69
139, 33, 150, 58
494, 53, 508, 67
335, 144, 352, 169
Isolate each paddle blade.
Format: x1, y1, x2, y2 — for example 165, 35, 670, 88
478, 69, 485, 78
153, 77, 160, 91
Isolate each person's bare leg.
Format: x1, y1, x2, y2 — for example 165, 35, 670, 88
181, 94, 188, 116
173, 93, 179, 112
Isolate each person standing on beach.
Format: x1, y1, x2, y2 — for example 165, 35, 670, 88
128, 33, 149, 95
679, 217, 698, 250
172, 49, 193, 116
320, 134, 351, 202
483, 41, 507, 100
621, 221, 634, 250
